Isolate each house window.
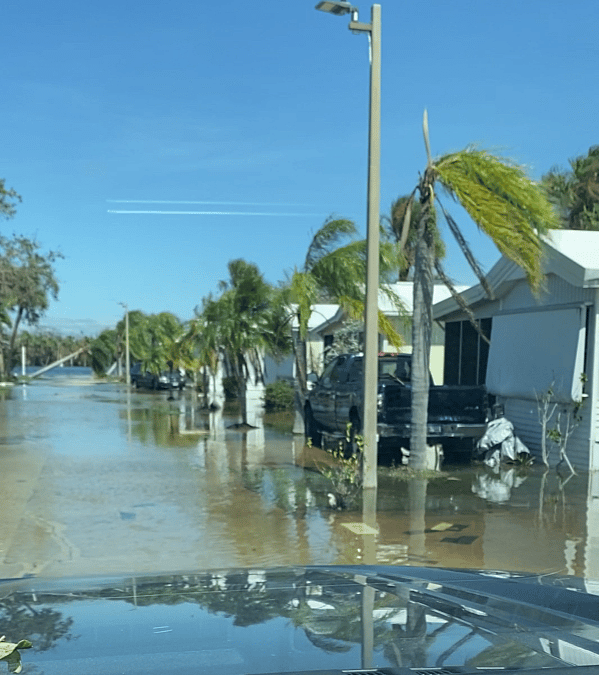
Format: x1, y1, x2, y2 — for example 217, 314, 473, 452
444, 318, 492, 385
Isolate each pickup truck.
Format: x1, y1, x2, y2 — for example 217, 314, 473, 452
304, 353, 490, 454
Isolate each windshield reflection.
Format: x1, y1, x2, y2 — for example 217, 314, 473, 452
3, 566, 596, 672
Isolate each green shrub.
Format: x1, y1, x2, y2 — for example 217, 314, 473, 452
264, 380, 295, 411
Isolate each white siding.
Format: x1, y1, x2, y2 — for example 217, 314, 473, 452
500, 274, 593, 313
504, 397, 592, 471
590, 294, 599, 472
490, 274, 595, 471
487, 307, 586, 402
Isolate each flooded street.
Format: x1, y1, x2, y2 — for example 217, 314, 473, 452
1, 369, 598, 581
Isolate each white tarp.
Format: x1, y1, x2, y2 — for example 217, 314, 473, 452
486, 307, 586, 403
475, 417, 530, 468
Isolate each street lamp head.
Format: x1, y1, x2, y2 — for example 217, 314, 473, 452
315, 1, 353, 16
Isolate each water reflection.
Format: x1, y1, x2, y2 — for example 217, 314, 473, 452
1, 567, 596, 673
0, 374, 598, 583
472, 465, 528, 503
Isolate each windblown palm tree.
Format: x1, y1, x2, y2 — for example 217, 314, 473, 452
406, 112, 558, 469
290, 217, 402, 393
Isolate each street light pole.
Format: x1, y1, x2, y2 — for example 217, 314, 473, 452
315, 2, 381, 490
119, 302, 130, 386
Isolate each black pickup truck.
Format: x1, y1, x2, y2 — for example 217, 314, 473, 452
304, 353, 490, 453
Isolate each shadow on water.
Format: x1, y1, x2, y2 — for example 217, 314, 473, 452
0, 372, 598, 581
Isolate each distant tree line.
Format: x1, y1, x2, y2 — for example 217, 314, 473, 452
16, 331, 89, 368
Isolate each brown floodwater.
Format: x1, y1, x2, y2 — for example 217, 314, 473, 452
1, 369, 598, 582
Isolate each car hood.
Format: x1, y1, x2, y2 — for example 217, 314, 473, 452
0, 565, 598, 675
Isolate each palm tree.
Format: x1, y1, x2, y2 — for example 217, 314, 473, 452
406, 112, 558, 469
129, 311, 184, 377
542, 145, 599, 230
181, 314, 220, 406
289, 218, 402, 405
382, 195, 444, 280
202, 259, 290, 425
90, 329, 118, 376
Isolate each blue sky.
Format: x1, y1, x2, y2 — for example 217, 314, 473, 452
2, 0, 597, 335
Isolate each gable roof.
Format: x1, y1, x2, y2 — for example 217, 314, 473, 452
305, 282, 469, 334
290, 303, 339, 332
434, 230, 599, 321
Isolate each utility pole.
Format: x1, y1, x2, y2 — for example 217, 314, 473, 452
119, 302, 130, 386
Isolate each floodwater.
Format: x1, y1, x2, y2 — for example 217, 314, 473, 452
1, 368, 599, 581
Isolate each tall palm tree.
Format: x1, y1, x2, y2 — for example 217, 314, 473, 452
406, 112, 558, 469
382, 195, 444, 280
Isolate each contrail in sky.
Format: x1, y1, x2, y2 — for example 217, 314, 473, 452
106, 198, 321, 216
107, 199, 313, 207
107, 210, 322, 216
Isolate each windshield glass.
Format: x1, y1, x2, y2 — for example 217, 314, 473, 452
1, 1, 598, 673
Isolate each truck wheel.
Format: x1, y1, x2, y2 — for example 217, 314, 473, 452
304, 406, 322, 448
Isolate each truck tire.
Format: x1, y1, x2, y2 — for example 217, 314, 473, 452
304, 406, 322, 448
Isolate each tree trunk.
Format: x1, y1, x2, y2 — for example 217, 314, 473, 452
293, 331, 308, 435
238, 379, 248, 426
409, 174, 436, 470
4, 305, 24, 378
0, 331, 5, 381
234, 355, 248, 426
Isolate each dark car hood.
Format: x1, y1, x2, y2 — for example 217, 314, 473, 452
1, 565, 598, 675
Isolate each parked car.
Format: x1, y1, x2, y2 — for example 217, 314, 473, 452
130, 362, 185, 390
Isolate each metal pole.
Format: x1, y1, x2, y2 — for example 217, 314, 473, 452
317, 2, 381, 488
361, 4, 381, 489
120, 302, 131, 386
125, 307, 130, 386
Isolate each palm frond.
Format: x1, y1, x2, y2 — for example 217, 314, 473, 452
398, 190, 417, 252
378, 235, 403, 279
379, 284, 409, 318
305, 217, 358, 271
339, 295, 403, 350
436, 196, 494, 299
290, 270, 318, 340
309, 240, 366, 301
423, 109, 433, 168
436, 147, 559, 292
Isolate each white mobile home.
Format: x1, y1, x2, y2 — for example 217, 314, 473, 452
434, 230, 599, 471
264, 283, 464, 386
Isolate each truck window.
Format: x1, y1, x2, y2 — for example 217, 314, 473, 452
379, 360, 398, 378
321, 355, 348, 383
395, 358, 411, 382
